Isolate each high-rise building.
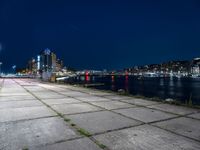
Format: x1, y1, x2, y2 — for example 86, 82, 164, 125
27, 58, 37, 74
56, 59, 63, 71
51, 52, 57, 72
27, 48, 64, 75
39, 48, 53, 72
37, 48, 64, 73
191, 58, 200, 74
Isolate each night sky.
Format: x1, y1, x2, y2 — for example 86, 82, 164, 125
0, 0, 200, 71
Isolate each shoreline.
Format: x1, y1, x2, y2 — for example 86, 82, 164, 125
40, 79, 200, 109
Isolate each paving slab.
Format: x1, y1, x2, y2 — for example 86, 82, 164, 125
24, 86, 49, 92
0, 106, 56, 123
41, 98, 82, 105
90, 101, 135, 110
49, 87, 72, 92
31, 91, 56, 94
94, 124, 200, 150
104, 95, 132, 100
0, 92, 31, 96
33, 138, 101, 150
0, 87, 26, 91
62, 86, 90, 92
121, 98, 159, 106
55, 85, 74, 91
33, 91, 66, 99
67, 111, 141, 134
75, 96, 111, 102
0, 95, 37, 102
0, 117, 80, 150
153, 117, 200, 141
114, 107, 177, 123
52, 103, 102, 115
0, 89, 27, 93
59, 91, 89, 97
88, 91, 115, 96
2, 79, 200, 150
0, 100, 43, 109
39, 84, 63, 90
148, 104, 200, 115
16, 82, 37, 86
187, 113, 200, 120
43, 84, 73, 91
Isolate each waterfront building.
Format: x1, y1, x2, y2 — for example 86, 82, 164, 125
39, 48, 53, 72
191, 58, 200, 74
51, 52, 57, 72
27, 58, 37, 74
125, 59, 191, 76
26, 48, 64, 75
56, 59, 63, 72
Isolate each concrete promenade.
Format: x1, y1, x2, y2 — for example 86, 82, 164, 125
0, 78, 200, 150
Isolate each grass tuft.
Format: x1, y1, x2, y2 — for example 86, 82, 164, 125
57, 112, 64, 117
71, 123, 76, 126
98, 144, 107, 149
77, 128, 91, 137
95, 140, 107, 149
64, 118, 71, 122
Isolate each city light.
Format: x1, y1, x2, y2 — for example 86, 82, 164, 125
37, 55, 40, 70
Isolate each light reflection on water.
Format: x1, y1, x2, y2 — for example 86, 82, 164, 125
169, 77, 174, 96
111, 75, 115, 91
160, 78, 164, 86
176, 78, 182, 87
125, 75, 129, 92
66, 75, 200, 105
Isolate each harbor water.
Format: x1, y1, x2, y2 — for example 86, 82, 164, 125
64, 75, 200, 106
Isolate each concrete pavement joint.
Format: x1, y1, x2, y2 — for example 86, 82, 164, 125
118, 99, 200, 117
10, 79, 200, 149
0, 115, 58, 124
31, 80, 195, 131
16, 79, 108, 149
39, 80, 200, 143
150, 123, 200, 143
118, 99, 161, 107
185, 115, 200, 121
54, 108, 105, 116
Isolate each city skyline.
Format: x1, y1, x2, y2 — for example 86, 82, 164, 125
16, 48, 200, 73
22, 49, 200, 76
0, 0, 200, 71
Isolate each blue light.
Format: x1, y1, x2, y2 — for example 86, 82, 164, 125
12, 65, 16, 69
44, 48, 51, 55
37, 55, 40, 70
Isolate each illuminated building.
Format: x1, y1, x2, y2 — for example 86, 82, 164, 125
191, 58, 200, 74
51, 52, 57, 72
37, 48, 64, 73
39, 48, 52, 72
27, 48, 64, 75
56, 59, 63, 71
27, 58, 37, 74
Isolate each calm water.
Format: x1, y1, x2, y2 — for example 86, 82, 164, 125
65, 75, 200, 105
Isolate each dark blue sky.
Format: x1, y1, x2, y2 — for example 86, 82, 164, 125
0, 0, 200, 70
